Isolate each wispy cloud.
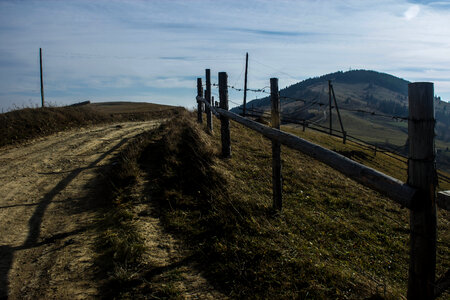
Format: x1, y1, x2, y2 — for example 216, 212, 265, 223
226, 28, 314, 37
0, 0, 450, 111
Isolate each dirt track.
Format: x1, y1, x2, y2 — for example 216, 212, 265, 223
0, 121, 161, 299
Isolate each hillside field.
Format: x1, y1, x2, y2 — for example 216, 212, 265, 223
102, 112, 450, 298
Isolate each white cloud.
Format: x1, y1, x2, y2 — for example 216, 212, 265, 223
404, 5, 420, 20
1, 0, 450, 111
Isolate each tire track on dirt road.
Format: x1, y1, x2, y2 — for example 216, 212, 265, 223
0, 121, 161, 299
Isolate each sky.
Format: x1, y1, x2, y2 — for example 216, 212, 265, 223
1, 0, 450, 112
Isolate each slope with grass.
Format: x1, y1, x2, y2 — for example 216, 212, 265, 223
115, 113, 450, 298
231, 69, 450, 172
0, 101, 182, 147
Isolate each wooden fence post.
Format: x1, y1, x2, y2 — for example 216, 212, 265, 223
206, 69, 213, 132
407, 82, 437, 300
243, 52, 249, 117
219, 72, 231, 157
197, 78, 203, 124
271, 78, 282, 211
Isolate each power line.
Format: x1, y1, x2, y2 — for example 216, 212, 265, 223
212, 83, 271, 94
250, 57, 301, 82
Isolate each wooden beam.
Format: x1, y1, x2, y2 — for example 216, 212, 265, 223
197, 96, 220, 117
437, 190, 450, 211
215, 107, 417, 208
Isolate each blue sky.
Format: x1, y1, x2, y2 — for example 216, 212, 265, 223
1, 0, 450, 111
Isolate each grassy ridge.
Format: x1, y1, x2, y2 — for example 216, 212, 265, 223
0, 103, 182, 147
134, 114, 449, 299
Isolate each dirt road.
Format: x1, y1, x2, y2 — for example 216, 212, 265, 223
0, 121, 161, 299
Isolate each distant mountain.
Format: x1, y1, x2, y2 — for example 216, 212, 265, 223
231, 69, 450, 171
232, 69, 450, 139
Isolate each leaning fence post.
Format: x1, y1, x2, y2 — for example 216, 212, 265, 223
219, 72, 231, 157
407, 82, 437, 300
197, 78, 203, 124
206, 69, 213, 132
271, 78, 282, 211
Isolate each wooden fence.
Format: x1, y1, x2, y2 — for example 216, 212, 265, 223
195, 69, 450, 299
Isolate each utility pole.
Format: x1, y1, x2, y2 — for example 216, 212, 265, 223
243, 52, 248, 117
40, 48, 45, 107
328, 80, 332, 135
330, 83, 346, 143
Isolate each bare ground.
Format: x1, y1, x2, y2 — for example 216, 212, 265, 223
0, 121, 223, 299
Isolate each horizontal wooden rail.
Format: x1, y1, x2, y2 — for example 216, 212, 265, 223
197, 96, 450, 212
437, 191, 450, 211
197, 96, 220, 117
216, 107, 417, 209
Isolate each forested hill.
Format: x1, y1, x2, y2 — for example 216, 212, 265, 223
231, 69, 450, 142
284, 69, 409, 98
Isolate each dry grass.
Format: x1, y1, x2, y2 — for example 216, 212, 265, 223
136, 113, 449, 299
0, 102, 183, 147
95, 129, 156, 299
96, 111, 450, 299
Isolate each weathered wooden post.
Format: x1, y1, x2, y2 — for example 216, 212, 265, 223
197, 78, 203, 124
271, 78, 282, 211
204, 89, 207, 112
407, 82, 437, 300
219, 72, 231, 157
206, 69, 213, 132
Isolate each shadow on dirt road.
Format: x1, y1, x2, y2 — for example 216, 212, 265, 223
0, 137, 129, 299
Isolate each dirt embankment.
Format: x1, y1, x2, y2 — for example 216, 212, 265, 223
0, 121, 161, 299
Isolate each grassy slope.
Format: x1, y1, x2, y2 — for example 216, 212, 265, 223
240, 70, 450, 172
0, 102, 183, 147
117, 114, 449, 299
